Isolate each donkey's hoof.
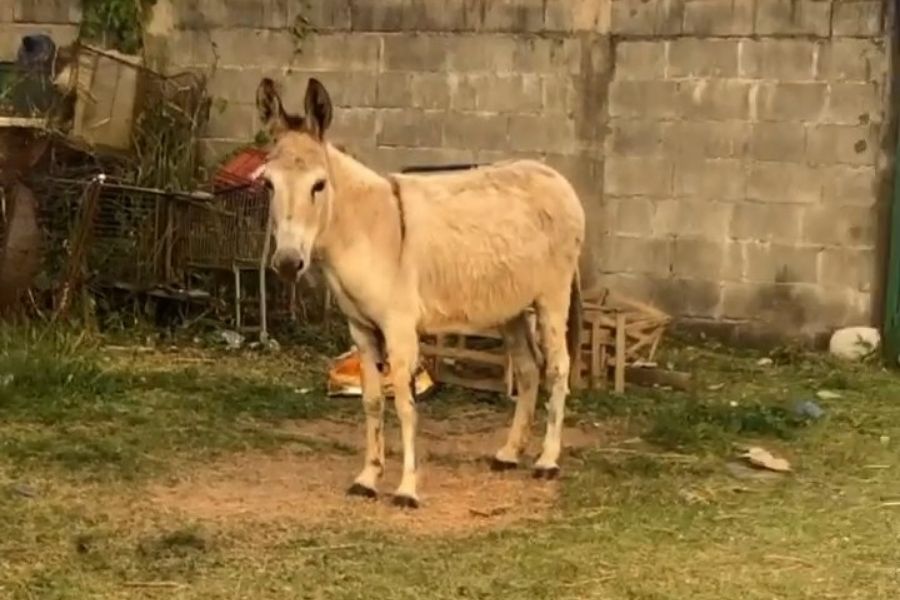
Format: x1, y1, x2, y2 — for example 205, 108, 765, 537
392, 494, 420, 509
346, 483, 378, 499
490, 457, 519, 472
533, 466, 560, 480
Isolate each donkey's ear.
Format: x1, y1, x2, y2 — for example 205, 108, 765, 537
256, 78, 289, 136
303, 78, 333, 140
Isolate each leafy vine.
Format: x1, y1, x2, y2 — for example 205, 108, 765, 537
79, 0, 157, 55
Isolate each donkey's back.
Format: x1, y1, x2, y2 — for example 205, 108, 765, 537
395, 159, 585, 334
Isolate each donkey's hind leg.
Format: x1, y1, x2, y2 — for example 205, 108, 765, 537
533, 291, 572, 479
492, 313, 541, 470
347, 322, 386, 498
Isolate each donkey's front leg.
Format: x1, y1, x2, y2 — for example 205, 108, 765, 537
347, 322, 386, 499
385, 326, 420, 508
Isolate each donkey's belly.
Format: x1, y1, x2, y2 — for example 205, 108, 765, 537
417, 268, 542, 333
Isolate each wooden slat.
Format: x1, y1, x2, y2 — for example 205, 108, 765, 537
436, 372, 507, 393
614, 312, 626, 393
419, 344, 507, 366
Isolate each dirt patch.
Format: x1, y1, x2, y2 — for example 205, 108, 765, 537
149, 415, 609, 535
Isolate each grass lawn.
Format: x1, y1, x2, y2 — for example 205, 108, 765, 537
1, 325, 899, 599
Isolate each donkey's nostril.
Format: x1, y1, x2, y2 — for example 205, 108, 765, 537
273, 249, 305, 280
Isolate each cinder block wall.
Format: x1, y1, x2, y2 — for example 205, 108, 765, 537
602, 0, 895, 343
5, 0, 898, 343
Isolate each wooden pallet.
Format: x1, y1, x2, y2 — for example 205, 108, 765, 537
572, 289, 671, 393
419, 290, 670, 395
420, 330, 514, 395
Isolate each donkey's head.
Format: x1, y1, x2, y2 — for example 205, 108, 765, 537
255, 77, 334, 281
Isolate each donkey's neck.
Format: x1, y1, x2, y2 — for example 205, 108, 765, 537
317, 144, 399, 264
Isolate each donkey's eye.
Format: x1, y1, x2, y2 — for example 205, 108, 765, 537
262, 179, 274, 192
311, 179, 326, 196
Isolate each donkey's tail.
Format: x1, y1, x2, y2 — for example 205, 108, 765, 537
565, 269, 583, 373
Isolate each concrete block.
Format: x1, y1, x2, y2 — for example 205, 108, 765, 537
672, 238, 725, 279
482, 0, 544, 32
397, 0, 466, 31
475, 74, 542, 113
375, 72, 413, 108
817, 38, 886, 82
154, 30, 219, 68
541, 74, 578, 115
652, 199, 733, 239
411, 72, 452, 110
205, 102, 258, 140
0, 3, 12, 22
605, 157, 674, 197
832, 1, 883, 36
756, 82, 827, 122
329, 108, 378, 145
748, 162, 822, 204
682, 0, 754, 35
744, 243, 820, 284
614, 41, 666, 80
724, 240, 746, 281
543, 154, 599, 196
210, 29, 295, 68
807, 124, 878, 166
289, 33, 381, 71
448, 34, 518, 72
730, 202, 804, 244
677, 80, 751, 121
673, 158, 745, 200
654, 278, 722, 318
14, 0, 81, 24
609, 81, 680, 119
611, 198, 655, 236
443, 112, 510, 151
740, 39, 818, 81
448, 74, 478, 111
383, 33, 448, 71
825, 83, 882, 125
749, 122, 807, 162
801, 205, 876, 247
207, 68, 267, 104
545, 0, 611, 32
819, 248, 876, 293
348, 0, 404, 31
508, 114, 577, 154
821, 165, 880, 206
377, 109, 444, 147
662, 121, 749, 159
181, 0, 289, 29
514, 36, 583, 74
609, 119, 667, 157
611, 0, 685, 35
668, 39, 740, 78
295, 0, 352, 30
604, 235, 673, 275
754, 0, 832, 36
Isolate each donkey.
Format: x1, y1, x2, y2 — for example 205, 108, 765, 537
255, 77, 586, 508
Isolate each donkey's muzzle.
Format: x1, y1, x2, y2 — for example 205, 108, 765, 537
272, 248, 305, 281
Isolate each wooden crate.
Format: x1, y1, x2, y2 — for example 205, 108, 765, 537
420, 330, 514, 396
571, 289, 671, 393
419, 290, 670, 396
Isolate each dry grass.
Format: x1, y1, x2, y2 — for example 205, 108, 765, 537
2, 325, 900, 599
